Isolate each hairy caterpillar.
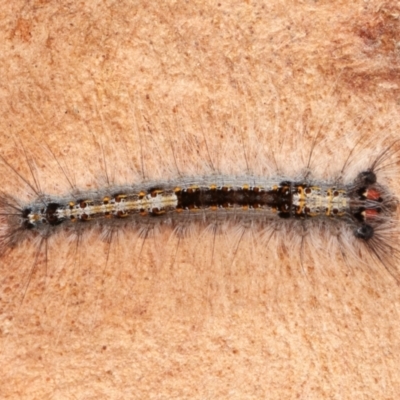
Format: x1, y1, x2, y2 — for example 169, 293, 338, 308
0, 80, 400, 339
3, 1, 400, 397
0, 147, 399, 278
1, 100, 400, 400
0, 126, 399, 308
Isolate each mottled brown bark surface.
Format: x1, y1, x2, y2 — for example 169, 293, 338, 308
0, 1, 400, 398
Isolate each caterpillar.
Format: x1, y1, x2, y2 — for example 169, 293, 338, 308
1, 130, 399, 286
0, 105, 399, 339
1, 156, 398, 272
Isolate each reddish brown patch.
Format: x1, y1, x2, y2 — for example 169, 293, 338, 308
357, 5, 400, 57
344, 5, 400, 97
11, 18, 32, 43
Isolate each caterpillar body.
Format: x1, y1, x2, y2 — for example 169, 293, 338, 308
0, 171, 396, 245
0, 137, 399, 285
0, 123, 399, 400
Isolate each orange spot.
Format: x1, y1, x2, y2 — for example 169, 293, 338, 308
365, 209, 379, 218
366, 188, 381, 201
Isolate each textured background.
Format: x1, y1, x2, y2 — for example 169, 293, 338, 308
0, 1, 400, 398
